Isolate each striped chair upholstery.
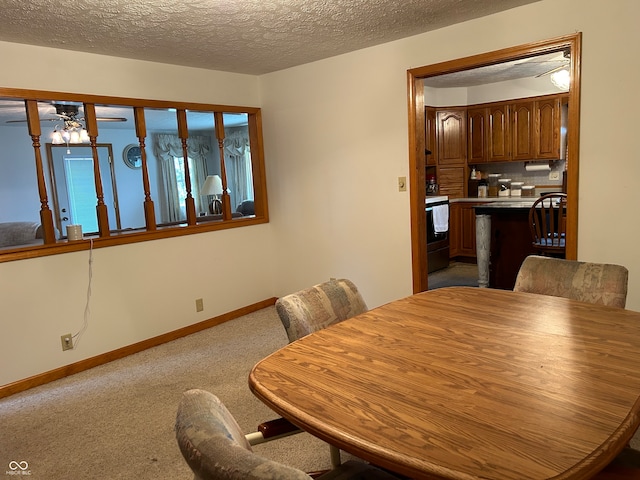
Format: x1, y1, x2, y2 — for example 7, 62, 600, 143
276, 278, 368, 343
176, 389, 311, 480
175, 389, 400, 480
513, 255, 629, 308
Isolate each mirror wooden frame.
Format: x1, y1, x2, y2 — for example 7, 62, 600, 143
407, 33, 582, 293
0, 88, 269, 263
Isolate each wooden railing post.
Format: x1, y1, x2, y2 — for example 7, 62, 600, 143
24, 100, 56, 244
134, 107, 156, 230
214, 112, 233, 220
177, 109, 197, 225
84, 103, 110, 236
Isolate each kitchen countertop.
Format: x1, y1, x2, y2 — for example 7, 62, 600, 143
473, 200, 537, 210
450, 197, 536, 204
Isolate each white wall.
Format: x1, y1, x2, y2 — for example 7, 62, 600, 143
1, 0, 639, 387
263, 0, 640, 311
0, 42, 273, 386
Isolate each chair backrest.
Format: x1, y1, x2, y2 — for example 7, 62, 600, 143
175, 389, 311, 480
275, 278, 368, 343
529, 193, 567, 256
513, 255, 629, 308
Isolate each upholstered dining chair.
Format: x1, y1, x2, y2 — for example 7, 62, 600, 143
275, 278, 368, 343
529, 193, 567, 257
275, 278, 368, 467
513, 255, 629, 308
175, 389, 400, 480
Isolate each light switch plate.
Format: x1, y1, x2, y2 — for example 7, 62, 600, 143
398, 176, 407, 192
549, 170, 560, 181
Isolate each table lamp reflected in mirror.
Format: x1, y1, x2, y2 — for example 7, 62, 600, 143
201, 175, 223, 214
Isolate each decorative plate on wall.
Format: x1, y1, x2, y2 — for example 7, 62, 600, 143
123, 144, 142, 169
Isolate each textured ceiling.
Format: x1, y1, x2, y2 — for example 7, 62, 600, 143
0, 0, 540, 75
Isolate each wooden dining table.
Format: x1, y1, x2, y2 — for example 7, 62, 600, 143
249, 287, 640, 480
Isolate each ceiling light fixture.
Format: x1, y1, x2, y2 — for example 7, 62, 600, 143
550, 68, 570, 91
51, 105, 90, 151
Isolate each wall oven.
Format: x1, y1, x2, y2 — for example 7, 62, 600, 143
426, 196, 449, 273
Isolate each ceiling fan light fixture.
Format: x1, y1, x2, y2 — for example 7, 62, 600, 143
550, 68, 570, 90
51, 117, 90, 146
51, 128, 64, 144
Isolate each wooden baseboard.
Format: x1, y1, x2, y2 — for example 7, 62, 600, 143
0, 297, 278, 400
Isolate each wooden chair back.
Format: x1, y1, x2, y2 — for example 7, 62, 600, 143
529, 193, 567, 257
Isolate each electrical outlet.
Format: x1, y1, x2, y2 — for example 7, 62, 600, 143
549, 170, 560, 181
195, 298, 204, 312
398, 176, 407, 192
61, 334, 73, 351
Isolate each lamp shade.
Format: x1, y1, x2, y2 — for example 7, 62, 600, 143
201, 175, 223, 196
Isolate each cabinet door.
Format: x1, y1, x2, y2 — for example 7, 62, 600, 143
487, 104, 510, 162
467, 107, 487, 164
449, 203, 461, 258
534, 97, 561, 159
511, 101, 534, 160
437, 109, 467, 165
437, 166, 465, 198
425, 107, 438, 166
460, 204, 478, 257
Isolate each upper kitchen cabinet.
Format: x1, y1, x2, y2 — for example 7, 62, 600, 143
511, 101, 534, 161
425, 106, 437, 166
436, 109, 467, 165
487, 103, 510, 162
534, 97, 561, 159
467, 107, 487, 164
484, 94, 563, 163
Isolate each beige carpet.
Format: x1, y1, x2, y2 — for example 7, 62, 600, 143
0, 306, 335, 479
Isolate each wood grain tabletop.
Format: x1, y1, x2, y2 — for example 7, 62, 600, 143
249, 287, 640, 480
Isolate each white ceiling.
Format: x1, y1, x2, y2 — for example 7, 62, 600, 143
0, 0, 541, 75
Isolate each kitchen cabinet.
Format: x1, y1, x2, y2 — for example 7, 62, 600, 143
511, 101, 534, 160
460, 203, 479, 257
449, 202, 481, 258
425, 107, 437, 166
436, 109, 467, 165
449, 203, 461, 257
534, 97, 561, 159
484, 96, 561, 163
438, 167, 465, 198
487, 103, 510, 162
467, 107, 487, 164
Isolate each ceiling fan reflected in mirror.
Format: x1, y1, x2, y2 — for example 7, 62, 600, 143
5, 103, 127, 148
5, 103, 127, 125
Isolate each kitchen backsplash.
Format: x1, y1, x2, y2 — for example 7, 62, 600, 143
471, 160, 565, 191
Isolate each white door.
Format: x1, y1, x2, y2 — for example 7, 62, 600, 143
49, 145, 120, 235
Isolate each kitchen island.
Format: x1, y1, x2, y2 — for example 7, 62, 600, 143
474, 200, 537, 289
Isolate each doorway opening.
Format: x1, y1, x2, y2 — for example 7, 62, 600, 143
407, 33, 582, 293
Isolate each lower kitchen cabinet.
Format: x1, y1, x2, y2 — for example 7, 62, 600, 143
450, 202, 481, 258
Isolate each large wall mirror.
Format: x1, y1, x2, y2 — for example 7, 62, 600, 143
0, 90, 268, 262
407, 33, 581, 292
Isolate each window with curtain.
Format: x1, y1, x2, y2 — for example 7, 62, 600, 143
153, 134, 209, 222
224, 127, 254, 211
